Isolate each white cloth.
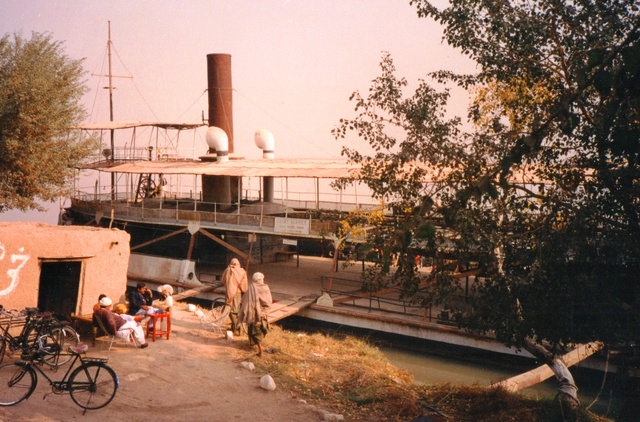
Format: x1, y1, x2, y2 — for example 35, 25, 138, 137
135, 305, 160, 316
116, 314, 146, 345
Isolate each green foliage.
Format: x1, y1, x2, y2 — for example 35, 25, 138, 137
336, 1, 640, 351
0, 32, 97, 212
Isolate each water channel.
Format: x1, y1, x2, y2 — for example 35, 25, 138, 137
185, 294, 631, 420
280, 316, 626, 420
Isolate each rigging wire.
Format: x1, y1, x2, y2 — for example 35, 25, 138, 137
111, 45, 160, 121
175, 89, 208, 122
87, 44, 110, 122
233, 88, 341, 158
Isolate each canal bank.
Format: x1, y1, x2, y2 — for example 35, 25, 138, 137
154, 254, 637, 419
165, 255, 617, 374
277, 315, 629, 420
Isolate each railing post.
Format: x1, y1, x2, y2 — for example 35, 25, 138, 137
260, 204, 263, 228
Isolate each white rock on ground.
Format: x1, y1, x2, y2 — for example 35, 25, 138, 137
260, 374, 277, 391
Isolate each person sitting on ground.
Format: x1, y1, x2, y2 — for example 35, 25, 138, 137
93, 296, 149, 348
221, 258, 248, 335
238, 272, 272, 357
156, 284, 174, 313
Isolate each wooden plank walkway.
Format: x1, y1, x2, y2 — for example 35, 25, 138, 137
267, 295, 318, 323
171, 284, 317, 324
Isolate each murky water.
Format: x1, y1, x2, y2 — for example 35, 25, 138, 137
380, 346, 559, 397
281, 316, 627, 419
380, 345, 623, 419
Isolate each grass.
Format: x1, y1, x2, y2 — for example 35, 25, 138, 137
239, 325, 613, 422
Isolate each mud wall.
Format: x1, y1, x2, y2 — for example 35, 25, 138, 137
0, 222, 130, 316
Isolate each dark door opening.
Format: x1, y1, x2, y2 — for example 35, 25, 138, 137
38, 261, 82, 319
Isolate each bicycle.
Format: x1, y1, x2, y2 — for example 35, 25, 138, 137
0, 342, 118, 412
0, 307, 79, 366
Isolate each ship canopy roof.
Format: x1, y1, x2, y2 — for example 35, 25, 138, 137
92, 158, 362, 179
71, 121, 206, 130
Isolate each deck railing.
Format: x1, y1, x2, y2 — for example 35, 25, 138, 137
320, 275, 434, 321
70, 195, 349, 238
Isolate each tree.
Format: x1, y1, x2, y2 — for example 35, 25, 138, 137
0, 32, 97, 212
334, 1, 640, 415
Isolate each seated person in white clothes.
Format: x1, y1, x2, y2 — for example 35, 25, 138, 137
93, 296, 149, 349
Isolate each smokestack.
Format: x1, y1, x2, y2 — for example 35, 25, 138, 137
255, 129, 275, 202
203, 54, 235, 205
207, 54, 233, 153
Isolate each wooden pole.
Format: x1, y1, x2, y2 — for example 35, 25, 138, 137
492, 341, 603, 392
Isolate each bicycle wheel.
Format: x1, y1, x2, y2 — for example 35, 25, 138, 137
69, 362, 118, 410
0, 362, 37, 406
42, 326, 79, 367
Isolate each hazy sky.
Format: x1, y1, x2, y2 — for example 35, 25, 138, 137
0, 0, 476, 223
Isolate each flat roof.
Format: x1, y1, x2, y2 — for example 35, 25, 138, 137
71, 121, 206, 130
92, 158, 361, 179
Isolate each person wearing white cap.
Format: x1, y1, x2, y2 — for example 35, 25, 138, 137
238, 272, 272, 357
156, 284, 174, 313
93, 296, 149, 348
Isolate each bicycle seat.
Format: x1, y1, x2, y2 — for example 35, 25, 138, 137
70, 344, 89, 354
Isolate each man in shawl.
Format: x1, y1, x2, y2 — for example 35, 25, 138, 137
221, 258, 248, 335
238, 272, 272, 357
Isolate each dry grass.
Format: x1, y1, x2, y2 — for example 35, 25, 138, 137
240, 325, 613, 422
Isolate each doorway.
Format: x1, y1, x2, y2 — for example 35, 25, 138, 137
38, 261, 82, 319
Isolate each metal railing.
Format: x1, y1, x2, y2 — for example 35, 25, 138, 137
320, 275, 433, 321
70, 195, 342, 238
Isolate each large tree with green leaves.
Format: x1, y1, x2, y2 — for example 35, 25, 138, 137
0, 32, 96, 212
334, 0, 639, 414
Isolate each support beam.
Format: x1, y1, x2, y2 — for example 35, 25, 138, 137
131, 227, 189, 251
198, 228, 249, 261
186, 232, 197, 261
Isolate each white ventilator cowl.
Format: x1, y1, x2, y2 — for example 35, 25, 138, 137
254, 129, 275, 159
205, 126, 229, 162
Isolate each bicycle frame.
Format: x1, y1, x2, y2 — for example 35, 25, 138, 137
5, 346, 119, 411
21, 351, 85, 391
0, 308, 39, 355
1, 308, 79, 366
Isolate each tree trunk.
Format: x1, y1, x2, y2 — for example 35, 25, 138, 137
493, 341, 602, 392
521, 338, 581, 418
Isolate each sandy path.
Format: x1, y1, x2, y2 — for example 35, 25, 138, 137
0, 307, 324, 422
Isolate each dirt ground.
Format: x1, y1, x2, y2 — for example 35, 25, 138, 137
0, 305, 331, 422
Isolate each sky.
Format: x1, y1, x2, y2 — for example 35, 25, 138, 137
0, 0, 476, 223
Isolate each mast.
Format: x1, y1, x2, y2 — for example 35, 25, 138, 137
108, 21, 115, 199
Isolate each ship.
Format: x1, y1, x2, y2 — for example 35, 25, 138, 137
64, 53, 378, 299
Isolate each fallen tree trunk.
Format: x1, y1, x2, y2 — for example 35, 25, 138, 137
492, 341, 603, 392
493, 340, 603, 418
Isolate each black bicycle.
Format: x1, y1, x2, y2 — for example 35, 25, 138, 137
0, 342, 118, 411
0, 307, 79, 366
